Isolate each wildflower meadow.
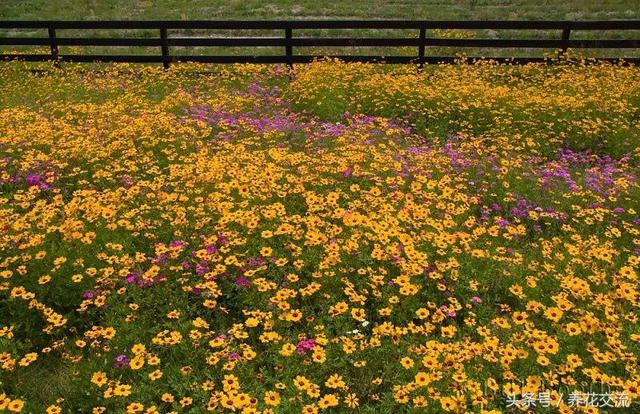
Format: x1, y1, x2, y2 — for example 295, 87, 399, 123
0, 59, 639, 413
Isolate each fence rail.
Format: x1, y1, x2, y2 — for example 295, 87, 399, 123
1, 20, 639, 67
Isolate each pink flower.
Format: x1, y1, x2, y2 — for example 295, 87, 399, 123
296, 338, 316, 354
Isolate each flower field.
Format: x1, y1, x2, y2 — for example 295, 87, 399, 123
1, 60, 639, 413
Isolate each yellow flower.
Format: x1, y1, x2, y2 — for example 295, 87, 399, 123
260, 247, 273, 257
114, 384, 132, 397
130, 356, 145, 370
400, 357, 414, 369
46, 406, 62, 414
350, 308, 365, 321
440, 396, 458, 412
414, 372, 431, 387
132, 343, 146, 355
264, 391, 281, 406
318, 394, 339, 409
325, 374, 345, 389
148, 369, 163, 381
126, 402, 144, 413
415, 308, 429, 319
344, 393, 359, 408
301, 404, 318, 414
8, 400, 24, 413
91, 371, 108, 387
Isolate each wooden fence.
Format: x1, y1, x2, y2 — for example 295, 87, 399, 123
0, 20, 639, 67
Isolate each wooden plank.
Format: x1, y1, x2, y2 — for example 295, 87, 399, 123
0, 37, 163, 46
3, 37, 635, 48
0, 20, 639, 30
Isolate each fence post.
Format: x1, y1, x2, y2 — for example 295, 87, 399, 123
160, 27, 170, 69
47, 26, 59, 65
285, 28, 293, 70
560, 26, 571, 58
418, 27, 426, 70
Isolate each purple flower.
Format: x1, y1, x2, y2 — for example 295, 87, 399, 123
248, 257, 266, 267
471, 296, 482, 304
114, 354, 130, 368
25, 174, 41, 187
234, 277, 250, 287
121, 175, 134, 188
195, 264, 208, 276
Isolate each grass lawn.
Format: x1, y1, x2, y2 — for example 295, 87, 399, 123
1, 0, 639, 21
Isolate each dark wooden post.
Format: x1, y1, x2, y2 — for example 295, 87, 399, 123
285, 28, 293, 70
560, 26, 571, 57
160, 27, 170, 69
418, 27, 426, 70
48, 26, 59, 65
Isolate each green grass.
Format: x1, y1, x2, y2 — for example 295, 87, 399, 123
1, 0, 638, 21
